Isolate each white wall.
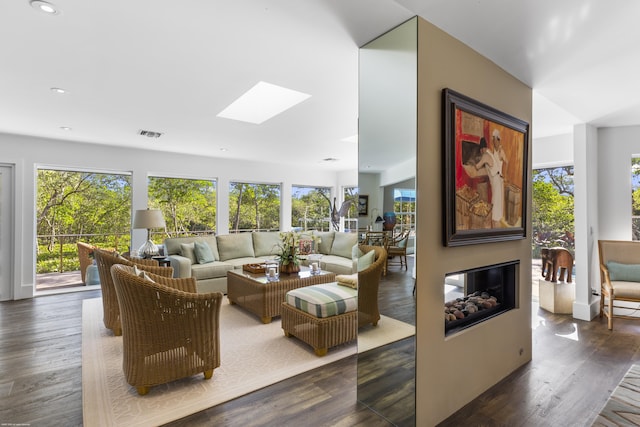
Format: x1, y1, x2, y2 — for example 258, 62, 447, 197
597, 126, 640, 240
1, 132, 356, 299
532, 133, 573, 168
533, 126, 640, 317
357, 172, 382, 229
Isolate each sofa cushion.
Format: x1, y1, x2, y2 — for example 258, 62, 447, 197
180, 243, 197, 265
330, 232, 357, 259
313, 231, 334, 255
194, 240, 215, 264
223, 257, 270, 269
217, 233, 255, 261
252, 232, 282, 257
608, 281, 640, 299
286, 282, 357, 318
357, 249, 375, 272
190, 262, 234, 280
321, 255, 355, 275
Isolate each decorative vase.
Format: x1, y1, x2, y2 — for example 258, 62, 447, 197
383, 212, 396, 231
279, 262, 300, 274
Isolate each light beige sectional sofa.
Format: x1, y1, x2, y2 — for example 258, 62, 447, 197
163, 231, 358, 294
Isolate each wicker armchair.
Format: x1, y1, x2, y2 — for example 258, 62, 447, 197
93, 249, 174, 336
111, 264, 222, 395
358, 245, 387, 328
77, 242, 95, 284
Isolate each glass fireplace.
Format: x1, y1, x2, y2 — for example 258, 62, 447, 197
444, 260, 518, 336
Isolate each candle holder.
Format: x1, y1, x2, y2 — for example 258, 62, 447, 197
265, 261, 279, 281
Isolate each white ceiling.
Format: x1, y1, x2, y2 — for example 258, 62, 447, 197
2, 0, 639, 172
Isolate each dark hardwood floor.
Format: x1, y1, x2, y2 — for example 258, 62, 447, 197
1, 256, 638, 426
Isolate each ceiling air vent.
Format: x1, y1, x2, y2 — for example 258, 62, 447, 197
138, 129, 163, 138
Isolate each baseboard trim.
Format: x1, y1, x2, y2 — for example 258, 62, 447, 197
572, 298, 599, 321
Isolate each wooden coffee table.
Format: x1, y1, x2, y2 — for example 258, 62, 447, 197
227, 267, 336, 323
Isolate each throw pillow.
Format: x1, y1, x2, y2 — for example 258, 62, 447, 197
194, 241, 215, 264
352, 245, 364, 259
142, 272, 156, 283
180, 242, 197, 264
357, 249, 375, 272
133, 265, 143, 277
313, 231, 334, 255
131, 266, 154, 282
607, 261, 640, 282
299, 239, 314, 255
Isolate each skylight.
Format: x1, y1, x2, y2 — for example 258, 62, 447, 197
217, 81, 311, 125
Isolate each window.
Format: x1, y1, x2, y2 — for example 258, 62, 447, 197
291, 186, 331, 231
393, 188, 416, 232
632, 157, 640, 240
531, 166, 574, 255
229, 182, 280, 232
36, 169, 131, 275
343, 186, 358, 232
148, 176, 216, 237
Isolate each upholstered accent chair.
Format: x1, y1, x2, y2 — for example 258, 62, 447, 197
598, 240, 640, 330
93, 249, 173, 336
357, 244, 387, 328
111, 264, 222, 395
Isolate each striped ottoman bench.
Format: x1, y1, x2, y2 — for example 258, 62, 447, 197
281, 282, 358, 356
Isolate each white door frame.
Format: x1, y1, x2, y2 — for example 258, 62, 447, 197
0, 164, 15, 301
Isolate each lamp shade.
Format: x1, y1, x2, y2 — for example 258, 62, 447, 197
133, 209, 166, 229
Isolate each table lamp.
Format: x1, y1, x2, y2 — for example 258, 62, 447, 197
133, 209, 166, 258
371, 208, 384, 232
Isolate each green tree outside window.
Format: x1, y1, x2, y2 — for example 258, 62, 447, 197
531, 166, 574, 257
229, 182, 280, 232
148, 177, 216, 237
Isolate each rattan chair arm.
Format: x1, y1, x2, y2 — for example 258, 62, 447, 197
600, 264, 614, 294
143, 271, 197, 293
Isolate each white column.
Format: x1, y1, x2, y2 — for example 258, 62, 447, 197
573, 123, 600, 320
280, 181, 291, 231
217, 177, 230, 235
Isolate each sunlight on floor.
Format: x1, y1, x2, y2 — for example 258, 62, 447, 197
554, 323, 579, 341
531, 300, 580, 341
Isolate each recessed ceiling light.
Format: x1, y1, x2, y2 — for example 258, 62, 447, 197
50, 87, 67, 94
60, 126, 72, 131
30, 0, 60, 15
220, 148, 228, 152
217, 81, 311, 125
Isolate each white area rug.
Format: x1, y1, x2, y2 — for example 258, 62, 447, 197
82, 297, 414, 427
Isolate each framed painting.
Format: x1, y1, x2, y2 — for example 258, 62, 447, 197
358, 195, 369, 216
442, 88, 529, 246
